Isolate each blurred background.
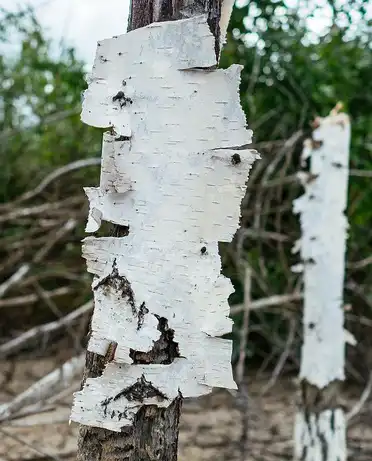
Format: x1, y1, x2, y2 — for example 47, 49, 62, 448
0, 1, 372, 460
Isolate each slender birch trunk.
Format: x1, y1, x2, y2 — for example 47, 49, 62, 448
71, 1, 257, 461
293, 107, 351, 461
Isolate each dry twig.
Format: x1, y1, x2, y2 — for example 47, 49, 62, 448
0, 219, 76, 299
347, 370, 372, 422
0, 300, 93, 358
235, 267, 252, 461
230, 292, 303, 316
0, 355, 85, 422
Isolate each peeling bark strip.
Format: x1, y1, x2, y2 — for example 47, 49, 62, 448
77, 352, 181, 461
73, 0, 257, 459
72, 12, 258, 432
293, 112, 351, 461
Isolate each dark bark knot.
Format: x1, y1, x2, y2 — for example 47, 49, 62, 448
231, 153, 241, 165
130, 315, 179, 365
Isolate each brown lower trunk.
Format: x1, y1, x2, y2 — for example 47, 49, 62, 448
76, 1, 222, 460
77, 354, 182, 461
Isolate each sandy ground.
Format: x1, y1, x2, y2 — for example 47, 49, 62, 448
1, 356, 372, 461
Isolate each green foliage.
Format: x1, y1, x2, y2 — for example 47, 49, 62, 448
0, 8, 101, 201
221, 0, 372, 142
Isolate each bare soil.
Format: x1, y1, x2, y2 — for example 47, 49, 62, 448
1, 356, 372, 461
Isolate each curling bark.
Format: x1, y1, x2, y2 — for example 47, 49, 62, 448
72, 1, 256, 460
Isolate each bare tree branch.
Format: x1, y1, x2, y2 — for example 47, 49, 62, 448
0, 300, 93, 358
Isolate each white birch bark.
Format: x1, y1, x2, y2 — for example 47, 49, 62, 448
70, 15, 258, 432
293, 112, 351, 461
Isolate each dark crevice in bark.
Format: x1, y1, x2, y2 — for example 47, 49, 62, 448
137, 302, 149, 330
130, 315, 180, 364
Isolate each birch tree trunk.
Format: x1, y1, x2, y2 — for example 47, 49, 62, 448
293, 108, 351, 461
72, 1, 256, 461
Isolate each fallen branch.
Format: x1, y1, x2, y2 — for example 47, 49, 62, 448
238, 228, 290, 243
347, 254, 372, 270
260, 316, 297, 395
0, 354, 85, 421
0, 264, 30, 298
230, 293, 356, 347
0, 300, 93, 358
0, 199, 82, 223
0, 427, 64, 461
230, 292, 303, 316
0, 286, 73, 309
5, 157, 101, 208
0, 219, 76, 299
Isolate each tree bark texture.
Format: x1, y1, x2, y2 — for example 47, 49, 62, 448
76, 1, 222, 461
128, 0, 222, 57
293, 112, 351, 461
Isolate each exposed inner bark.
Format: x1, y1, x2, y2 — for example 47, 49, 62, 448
128, 0, 222, 58
299, 379, 344, 417
77, 351, 182, 461
130, 316, 180, 364
296, 380, 345, 461
76, 2, 222, 460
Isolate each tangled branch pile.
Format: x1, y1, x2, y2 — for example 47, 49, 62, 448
0, 159, 100, 358
1, 135, 372, 388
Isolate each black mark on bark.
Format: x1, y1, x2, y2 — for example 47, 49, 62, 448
101, 375, 168, 416
304, 257, 316, 265
137, 302, 149, 330
330, 409, 335, 432
300, 446, 308, 461
115, 135, 131, 141
231, 153, 241, 165
112, 91, 133, 108
115, 375, 168, 403
94, 259, 136, 315
317, 423, 328, 461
